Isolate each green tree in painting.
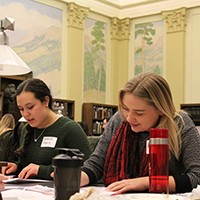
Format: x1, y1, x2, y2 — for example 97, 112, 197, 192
84, 51, 96, 91
84, 21, 106, 92
135, 22, 156, 74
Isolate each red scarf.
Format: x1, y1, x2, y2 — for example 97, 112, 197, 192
103, 122, 149, 186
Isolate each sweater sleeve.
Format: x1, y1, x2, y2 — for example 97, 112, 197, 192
173, 112, 200, 192
82, 112, 122, 185
38, 164, 54, 180
173, 174, 192, 193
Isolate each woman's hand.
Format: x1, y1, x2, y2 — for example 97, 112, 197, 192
50, 172, 54, 178
18, 163, 39, 179
1, 162, 17, 175
107, 177, 149, 194
0, 174, 9, 190
80, 171, 90, 187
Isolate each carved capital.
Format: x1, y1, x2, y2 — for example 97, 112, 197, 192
67, 2, 89, 30
162, 7, 186, 33
111, 17, 131, 40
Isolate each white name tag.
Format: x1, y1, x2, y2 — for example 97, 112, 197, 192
41, 137, 57, 148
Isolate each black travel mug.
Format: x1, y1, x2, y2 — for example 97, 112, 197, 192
52, 148, 84, 200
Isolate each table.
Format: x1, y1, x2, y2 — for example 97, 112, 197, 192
1, 183, 198, 200
2, 180, 54, 200
71, 187, 191, 200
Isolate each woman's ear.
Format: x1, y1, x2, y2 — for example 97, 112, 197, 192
44, 96, 50, 107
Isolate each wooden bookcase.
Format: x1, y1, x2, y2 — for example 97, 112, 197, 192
180, 103, 200, 125
52, 98, 75, 120
82, 102, 118, 135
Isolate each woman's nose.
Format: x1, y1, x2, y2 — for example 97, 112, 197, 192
23, 110, 30, 118
126, 112, 136, 123
125, 112, 131, 121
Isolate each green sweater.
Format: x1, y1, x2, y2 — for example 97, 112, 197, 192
17, 116, 91, 180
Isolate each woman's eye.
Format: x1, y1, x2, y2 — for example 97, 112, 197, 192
136, 112, 144, 116
27, 106, 34, 110
122, 107, 129, 111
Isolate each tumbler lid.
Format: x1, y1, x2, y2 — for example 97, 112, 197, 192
52, 148, 84, 167
150, 128, 168, 138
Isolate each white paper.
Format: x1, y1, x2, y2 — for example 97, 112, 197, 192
2, 189, 54, 200
2, 185, 54, 200
3, 178, 52, 184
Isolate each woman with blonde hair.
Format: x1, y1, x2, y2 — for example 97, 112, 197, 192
0, 114, 15, 134
0, 113, 16, 161
81, 72, 200, 194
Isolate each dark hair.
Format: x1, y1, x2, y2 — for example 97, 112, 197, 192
16, 78, 53, 109
14, 78, 53, 157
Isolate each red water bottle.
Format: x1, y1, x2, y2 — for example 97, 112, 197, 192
149, 128, 169, 193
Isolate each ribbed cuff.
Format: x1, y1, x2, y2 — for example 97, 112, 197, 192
173, 174, 192, 193
81, 167, 97, 185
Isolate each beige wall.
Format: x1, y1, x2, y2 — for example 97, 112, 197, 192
37, 0, 200, 120
185, 7, 200, 103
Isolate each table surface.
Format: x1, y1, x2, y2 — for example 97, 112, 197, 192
1, 182, 196, 200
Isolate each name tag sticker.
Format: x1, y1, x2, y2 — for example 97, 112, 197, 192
41, 137, 57, 148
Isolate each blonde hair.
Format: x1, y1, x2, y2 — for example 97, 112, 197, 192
0, 113, 15, 135
119, 72, 182, 160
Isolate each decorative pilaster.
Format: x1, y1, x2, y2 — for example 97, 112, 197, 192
162, 7, 186, 33
111, 17, 131, 40
67, 2, 89, 30
161, 7, 186, 109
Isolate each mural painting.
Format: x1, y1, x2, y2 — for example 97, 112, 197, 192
134, 20, 163, 75
84, 17, 107, 103
0, 0, 62, 97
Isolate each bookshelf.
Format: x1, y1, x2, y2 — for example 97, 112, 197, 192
82, 102, 118, 135
180, 103, 200, 125
52, 98, 75, 120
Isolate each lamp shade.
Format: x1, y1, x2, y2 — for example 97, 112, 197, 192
0, 45, 32, 76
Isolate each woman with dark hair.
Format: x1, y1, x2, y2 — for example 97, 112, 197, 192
2, 78, 91, 180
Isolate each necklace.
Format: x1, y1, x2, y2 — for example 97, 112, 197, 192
34, 128, 47, 142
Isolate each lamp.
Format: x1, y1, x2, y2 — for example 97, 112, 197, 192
0, 17, 32, 76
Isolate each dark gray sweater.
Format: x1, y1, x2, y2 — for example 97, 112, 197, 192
82, 111, 200, 193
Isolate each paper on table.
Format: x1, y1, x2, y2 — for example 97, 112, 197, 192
73, 187, 188, 200
189, 185, 200, 200
2, 185, 54, 200
3, 178, 52, 184
2, 188, 54, 200
4, 185, 54, 194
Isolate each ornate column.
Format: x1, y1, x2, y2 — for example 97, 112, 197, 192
111, 17, 130, 40
66, 2, 89, 120
163, 7, 186, 33
110, 17, 131, 104
67, 2, 88, 29
162, 7, 186, 108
